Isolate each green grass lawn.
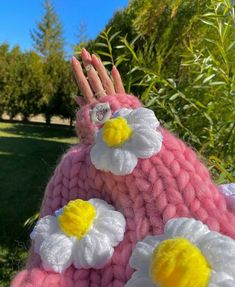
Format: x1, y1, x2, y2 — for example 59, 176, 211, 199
0, 122, 78, 286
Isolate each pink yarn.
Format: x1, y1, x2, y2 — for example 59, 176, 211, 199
11, 94, 235, 286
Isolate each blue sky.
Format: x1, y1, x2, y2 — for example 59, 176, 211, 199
0, 0, 129, 57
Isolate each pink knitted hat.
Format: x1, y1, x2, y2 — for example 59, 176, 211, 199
11, 94, 235, 287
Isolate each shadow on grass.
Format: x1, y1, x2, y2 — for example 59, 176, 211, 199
0, 136, 75, 286
0, 121, 76, 140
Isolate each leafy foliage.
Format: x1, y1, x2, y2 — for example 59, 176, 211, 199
85, 0, 235, 182
0, 0, 77, 124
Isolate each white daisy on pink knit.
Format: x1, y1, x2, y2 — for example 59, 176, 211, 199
90, 107, 162, 176
30, 198, 126, 273
125, 217, 235, 287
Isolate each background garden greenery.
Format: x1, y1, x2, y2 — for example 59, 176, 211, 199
0, 0, 234, 285
0, 123, 77, 286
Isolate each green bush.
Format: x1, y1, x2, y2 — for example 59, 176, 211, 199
88, 0, 234, 182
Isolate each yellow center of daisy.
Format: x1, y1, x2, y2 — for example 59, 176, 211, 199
58, 199, 96, 240
150, 238, 211, 287
102, 117, 133, 147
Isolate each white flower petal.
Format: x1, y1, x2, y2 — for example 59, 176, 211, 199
129, 236, 164, 273
113, 108, 133, 118
218, 183, 235, 197
91, 132, 138, 175
126, 108, 160, 129
88, 198, 115, 213
209, 271, 235, 287
39, 233, 73, 273
125, 128, 162, 158
30, 216, 59, 253
125, 271, 157, 287
218, 183, 235, 213
93, 210, 126, 246
142, 235, 165, 249
55, 208, 63, 217
109, 149, 138, 175
92, 145, 137, 176
90, 139, 113, 172
198, 232, 235, 278
216, 280, 235, 287
164, 217, 209, 244
219, 284, 234, 287
94, 128, 104, 144
73, 231, 113, 269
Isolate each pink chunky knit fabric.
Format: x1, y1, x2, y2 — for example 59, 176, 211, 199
11, 94, 235, 287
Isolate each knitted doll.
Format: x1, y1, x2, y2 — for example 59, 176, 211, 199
11, 49, 235, 287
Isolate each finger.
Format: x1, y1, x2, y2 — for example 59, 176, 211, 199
74, 96, 86, 107
91, 54, 115, 96
112, 66, 125, 94
81, 47, 92, 65
71, 56, 95, 104
81, 49, 106, 98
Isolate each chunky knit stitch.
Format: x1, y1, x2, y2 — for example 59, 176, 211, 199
11, 94, 235, 287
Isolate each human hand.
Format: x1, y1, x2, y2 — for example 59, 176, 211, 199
71, 48, 125, 105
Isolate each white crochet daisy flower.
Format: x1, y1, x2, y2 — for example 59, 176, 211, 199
125, 218, 235, 287
90, 107, 162, 176
30, 198, 126, 273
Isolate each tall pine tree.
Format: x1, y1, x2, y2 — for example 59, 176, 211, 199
31, 0, 67, 124
31, 0, 64, 59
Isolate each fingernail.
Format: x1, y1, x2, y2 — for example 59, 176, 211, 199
112, 65, 118, 73
92, 54, 99, 65
74, 96, 86, 107
87, 51, 92, 60
82, 47, 87, 53
71, 56, 78, 65
81, 48, 88, 58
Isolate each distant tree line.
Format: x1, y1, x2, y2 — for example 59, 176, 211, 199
0, 0, 77, 125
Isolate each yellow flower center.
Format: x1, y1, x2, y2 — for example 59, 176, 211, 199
58, 199, 96, 240
150, 238, 211, 287
102, 117, 133, 147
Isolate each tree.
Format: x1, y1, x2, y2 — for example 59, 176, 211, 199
31, 0, 64, 59
1, 45, 23, 119
31, 0, 66, 124
49, 60, 78, 126
17, 52, 44, 121
0, 43, 10, 118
